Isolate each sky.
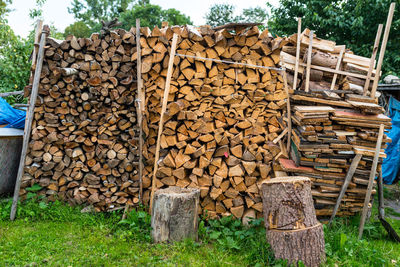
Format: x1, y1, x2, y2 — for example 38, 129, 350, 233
7, 0, 279, 38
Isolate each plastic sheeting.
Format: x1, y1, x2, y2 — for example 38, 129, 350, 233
0, 98, 26, 129
382, 96, 400, 184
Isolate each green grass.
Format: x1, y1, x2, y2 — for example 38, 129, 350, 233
0, 195, 399, 266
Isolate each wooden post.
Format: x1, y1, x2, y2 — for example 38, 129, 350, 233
330, 46, 345, 90
29, 20, 43, 83
329, 154, 362, 224
363, 24, 383, 96
135, 19, 144, 204
151, 187, 200, 243
370, 2, 396, 99
10, 26, 48, 221
358, 124, 385, 239
149, 34, 179, 212
293, 17, 301, 90
305, 31, 313, 92
282, 70, 292, 154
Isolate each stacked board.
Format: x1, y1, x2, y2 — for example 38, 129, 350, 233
279, 29, 392, 217
140, 24, 288, 220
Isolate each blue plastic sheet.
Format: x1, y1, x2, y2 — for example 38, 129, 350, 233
0, 97, 26, 129
382, 96, 400, 184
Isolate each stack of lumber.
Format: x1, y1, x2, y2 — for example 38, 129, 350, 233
20, 29, 141, 211
281, 28, 383, 114
140, 24, 287, 219
279, 29, 392, 217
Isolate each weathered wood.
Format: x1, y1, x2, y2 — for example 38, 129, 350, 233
151, 186, 200, 243
136, 19, 144, 203
293, 17, 301, 90
363, 24, 383, 95
305, 30, 313, 92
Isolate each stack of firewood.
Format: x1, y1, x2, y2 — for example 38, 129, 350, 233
279, 29, 391, 216
20, 29, 142, 211
140, 24, 287, 219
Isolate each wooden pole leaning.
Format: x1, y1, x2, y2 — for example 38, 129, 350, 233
292, 17, 301, 90
305, 31, 313, 92
363, 24, 383, 96
329, 154, 362, 224
358, 124, 385, 239
330, 46, 345, 90
149, 33, 179, 213
282, 70, 292, 154
136, 19, 144, 204
370, 2, 396, 99
10, 26, 48, 221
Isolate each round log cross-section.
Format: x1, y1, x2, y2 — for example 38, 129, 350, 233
151, 186, 200, 243
261, 176, 318, 230
261, 176, 325, 266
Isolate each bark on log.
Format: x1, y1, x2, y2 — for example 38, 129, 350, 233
267, 223, 325, 267
151, 186, 200, 243
261, 176, 318, 230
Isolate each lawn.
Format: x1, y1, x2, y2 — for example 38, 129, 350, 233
0, 193, 399, 266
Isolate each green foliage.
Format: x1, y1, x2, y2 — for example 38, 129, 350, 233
119, 3, 192, 29
268, 0, 400, 77
204, 4, 268, 28
64, 21, 93, 38
0, 0, 11, 19
117, 206, 151, 242
68, 0, 135, 28
0, 18, 32, 104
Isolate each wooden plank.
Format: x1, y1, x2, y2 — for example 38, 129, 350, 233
329, 154, 362, 224
149, 33, 179, 213
10, 26, 47, 221
358, 124, 385, 239
371, 3, 396, 99
363, 24, 383, 96
0, 91, 24, 97
136, 19, 144, 204
330, 46, 345, 90
305, 30, 313, 92
282, 70, 292, 153
273, 128, 288, 144
299, 62, 368, 80
293, 17, 301, 90
291, 95, 353, 108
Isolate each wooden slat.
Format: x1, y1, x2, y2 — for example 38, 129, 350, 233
10, 27, 47, 221
363, 24, 383, 96
358, 124, 385, 239
370, 3, 396, 99
305, 30, 313, 92
330, 46, 345, 90
149, 33, 179, 212
136, 19, 144, 203
329, 154, 362, 224
282, 70, 292, 153
293, 17, 301, 90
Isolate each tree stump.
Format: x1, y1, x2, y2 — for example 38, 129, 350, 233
151, 186, 200, 243
261, 176, 325, 267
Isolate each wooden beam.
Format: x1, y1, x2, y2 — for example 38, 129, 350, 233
282, 70, 292, 154
329, 154, 362, 224
330, 46, 345, 90
293, 17, 301, 90
0, 91, 23, 97
136, 19, 144, 204
358, 124, 385, 239
300, 62, 368, 80
10, 26, 48, 221
363, 24, 383, 96
149, 33, 179, 212
371, 2, 396, 99
305, 30, 313, 92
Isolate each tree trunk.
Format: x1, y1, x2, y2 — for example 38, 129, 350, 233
261, 176, 325, 266
151, 186, 200, 243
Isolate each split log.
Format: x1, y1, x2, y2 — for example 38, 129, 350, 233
151, 186, 200, 243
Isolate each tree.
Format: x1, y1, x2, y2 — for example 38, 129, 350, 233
68, 0, 135, 28
268, 0, 400, 76
64, 21, 92, 38
119, 3, 192, 29
204, 4, 268, 28
0, 0, 12, 19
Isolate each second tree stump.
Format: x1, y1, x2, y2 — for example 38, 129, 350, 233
261, 176, 325, 267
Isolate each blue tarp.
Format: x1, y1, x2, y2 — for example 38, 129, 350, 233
0, 97, 26, 129
382, 96, 400, 184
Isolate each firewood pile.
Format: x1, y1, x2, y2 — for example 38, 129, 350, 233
279, 29, 391, 216
140, 24, 288, 219
20, 29, 142, 211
